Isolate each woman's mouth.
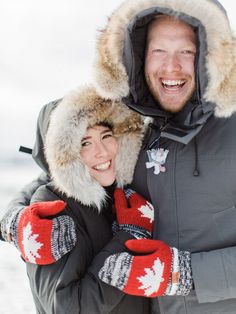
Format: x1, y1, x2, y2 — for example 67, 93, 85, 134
93, 161, 111, 171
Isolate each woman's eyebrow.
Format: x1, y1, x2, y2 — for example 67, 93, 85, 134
81, 136, 91, 141
81, 128, 112, 141
101, 129, 112, 134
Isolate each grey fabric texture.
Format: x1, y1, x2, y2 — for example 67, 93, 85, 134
192, 246, 236, 303
132, 115, 236, 313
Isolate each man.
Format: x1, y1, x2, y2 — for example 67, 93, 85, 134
2, 0, 236, 313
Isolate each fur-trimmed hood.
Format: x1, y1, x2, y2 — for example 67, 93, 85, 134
94, 0, 236, 142
44, 85, 145, 210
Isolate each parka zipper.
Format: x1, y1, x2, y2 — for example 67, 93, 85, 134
147, 117, 169, 150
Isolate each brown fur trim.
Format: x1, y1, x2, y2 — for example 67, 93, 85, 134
45, 85, 145, 210
94, 0, 236, 117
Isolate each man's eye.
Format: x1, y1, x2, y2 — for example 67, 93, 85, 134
181, 50, 195, 55
152, 49, 165, 54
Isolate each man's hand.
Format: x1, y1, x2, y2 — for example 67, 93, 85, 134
114, 188, 154, 238
16, 200, 77, 265
99, 239, 193, 297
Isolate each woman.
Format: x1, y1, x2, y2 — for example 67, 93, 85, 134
12, 85, 151, 314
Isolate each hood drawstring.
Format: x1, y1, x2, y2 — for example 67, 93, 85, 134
193, 137, 200, 176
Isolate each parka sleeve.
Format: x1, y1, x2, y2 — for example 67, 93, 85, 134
191, 247, 236, 303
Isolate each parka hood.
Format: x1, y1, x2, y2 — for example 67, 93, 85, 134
94, 0, 236, 143
40, 86, 144, 211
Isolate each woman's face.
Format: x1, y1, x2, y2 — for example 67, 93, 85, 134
80, 125, 118, 186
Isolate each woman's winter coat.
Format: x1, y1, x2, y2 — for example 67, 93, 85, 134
18, 86, 150, 314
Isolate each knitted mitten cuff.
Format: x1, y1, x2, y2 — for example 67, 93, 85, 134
51, 215, 77, 261
0, 206, 24, 244
176, 250, 193, 296
119, 224, 151, 239
10, 209, 23, 249
165, 249, 193, 296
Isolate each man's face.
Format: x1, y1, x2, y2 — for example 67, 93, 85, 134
145, 17, 197, 113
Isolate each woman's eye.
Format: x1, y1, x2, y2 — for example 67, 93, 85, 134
102, 133, 113, 140
81, 141, 91, 147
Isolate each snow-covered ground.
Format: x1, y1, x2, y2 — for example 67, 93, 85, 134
0, 158, 40, 314
0, 242, 35, 314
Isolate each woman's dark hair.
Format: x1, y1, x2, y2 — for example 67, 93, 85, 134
96, 121, 113, 130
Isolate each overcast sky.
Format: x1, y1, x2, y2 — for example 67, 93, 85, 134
0, 0, 236, 156
0, 0, 123, 156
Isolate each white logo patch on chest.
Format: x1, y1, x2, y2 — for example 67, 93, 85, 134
146, 148, 169, 175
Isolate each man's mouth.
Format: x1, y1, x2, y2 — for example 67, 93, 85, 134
161, 79, 186, 91
93, 161, 111, 171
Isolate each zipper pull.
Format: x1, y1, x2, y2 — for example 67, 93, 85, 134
147, 118, 169, 150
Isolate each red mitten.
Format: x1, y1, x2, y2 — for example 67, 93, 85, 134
124, 239, 172, 296
99, 239, 193, 297
99, 239, 174, 297
114, 188, 154, 237
17, 200, 77, 265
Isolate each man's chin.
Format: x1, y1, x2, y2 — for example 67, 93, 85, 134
154, 91, 195, 113
155, 98, 186, 113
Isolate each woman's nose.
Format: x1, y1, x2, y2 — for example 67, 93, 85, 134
95, 142, 109, 157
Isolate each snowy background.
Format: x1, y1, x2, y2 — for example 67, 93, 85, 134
0, 0, 236, 313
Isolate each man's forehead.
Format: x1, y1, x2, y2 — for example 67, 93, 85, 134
149, 15, 191, 28
147, 16, 197, 45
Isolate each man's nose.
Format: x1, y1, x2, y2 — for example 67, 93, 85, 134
162, 53, 181, 72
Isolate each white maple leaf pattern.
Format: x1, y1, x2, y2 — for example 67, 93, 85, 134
138, 202, 154, 223
22, 222, 43, 263
137, 257, 165, 296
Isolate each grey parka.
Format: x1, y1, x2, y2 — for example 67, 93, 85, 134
93, 0, 236, 313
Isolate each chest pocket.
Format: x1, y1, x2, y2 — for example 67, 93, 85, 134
213, 205, 236, 246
